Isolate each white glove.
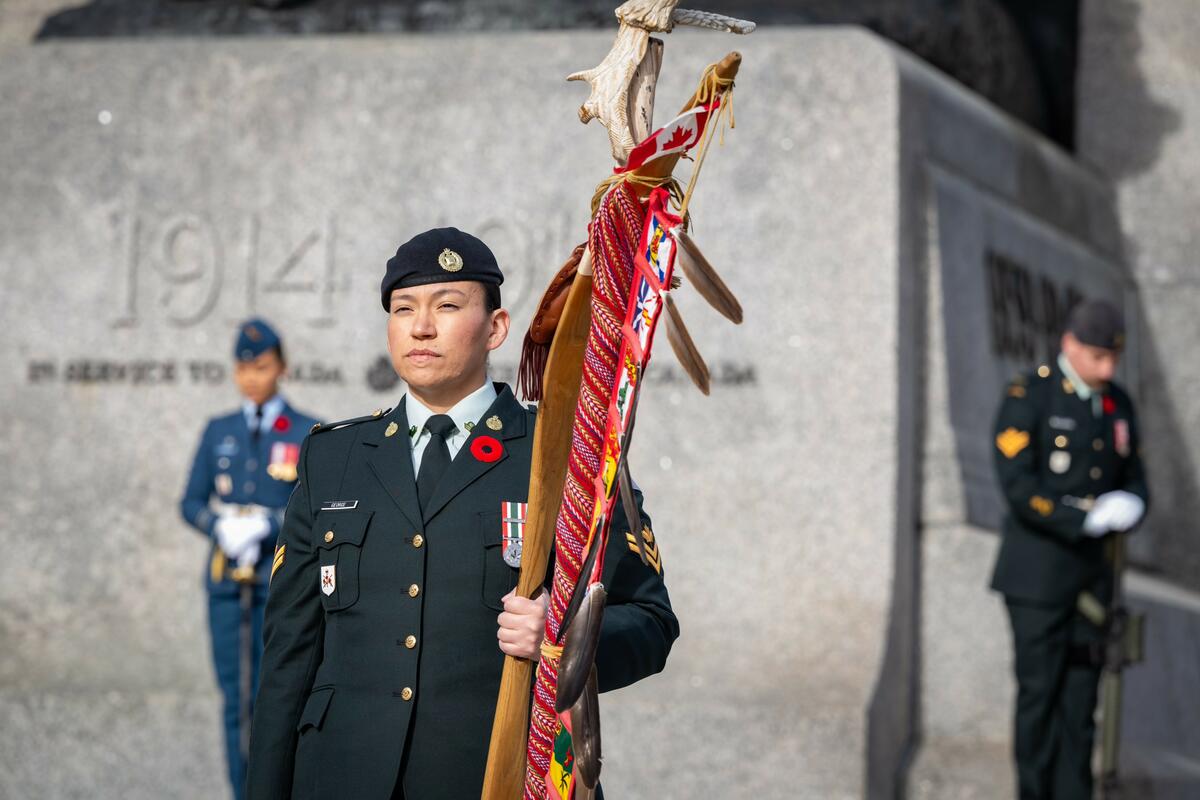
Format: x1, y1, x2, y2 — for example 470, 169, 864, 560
237, 542, 262, 570
1097, 490, 1145, 532
1082, 491, 1145, 537
214, 515, 243, 557
215, 515, 272, 559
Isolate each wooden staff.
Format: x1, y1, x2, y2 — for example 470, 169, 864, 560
481, 5, 746, 795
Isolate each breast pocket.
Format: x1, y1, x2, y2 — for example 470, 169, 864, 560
296, 686, 334, 734
314, 510, 372, 612
479, 511, 518, 612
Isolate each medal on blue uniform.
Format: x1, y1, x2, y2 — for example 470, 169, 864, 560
267, 442, 300, 481
501, 501, 527, 568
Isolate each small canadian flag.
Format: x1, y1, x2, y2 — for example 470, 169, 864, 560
618, 101, 718, 174
320, 565, 336, 596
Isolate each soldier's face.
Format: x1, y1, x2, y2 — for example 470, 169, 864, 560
1062, 332, 1120, 389
234, 350, 286, 406
387, 282, 509, 406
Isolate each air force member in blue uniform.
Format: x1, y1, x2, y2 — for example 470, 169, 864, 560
180, 319, 320, 800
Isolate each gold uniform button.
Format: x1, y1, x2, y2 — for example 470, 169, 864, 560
412, 534, 424, 548
1093, 439, 1104, 451
401, 687, 413, 701
405, 635, 417, 649
408, 583, 420, 598
324, 531, 334, 543
1037, 365, 1051, 378
1090, 467, 1103, 480
1054, 435, 1068, 448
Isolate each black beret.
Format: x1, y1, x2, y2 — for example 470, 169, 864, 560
381, 227, 504, 310
1066, 299, 1125, 351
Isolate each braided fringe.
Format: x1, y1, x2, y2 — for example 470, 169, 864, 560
523, 181, 644, 799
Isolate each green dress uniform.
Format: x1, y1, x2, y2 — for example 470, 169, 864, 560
246, 386, 677, 799
990, 358, 1149, 800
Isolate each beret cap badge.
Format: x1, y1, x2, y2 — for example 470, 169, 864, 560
438, 248, 464, 272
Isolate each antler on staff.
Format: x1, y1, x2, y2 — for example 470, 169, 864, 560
568, 0, 755, 164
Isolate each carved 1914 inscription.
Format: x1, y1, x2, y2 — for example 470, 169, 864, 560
110, 209, 342, 329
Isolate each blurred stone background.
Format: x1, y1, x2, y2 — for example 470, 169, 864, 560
0, 1, 1197, 798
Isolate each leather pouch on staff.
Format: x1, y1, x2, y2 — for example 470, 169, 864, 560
517, 242, 587, 401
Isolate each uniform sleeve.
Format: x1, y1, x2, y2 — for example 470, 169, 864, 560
247, 437, 325, 800
993, 384, 1088, 542
1120, 404, 1151, 518
593, 490, 679, 693
179, 421, 217, 537
268, 508, 286, 538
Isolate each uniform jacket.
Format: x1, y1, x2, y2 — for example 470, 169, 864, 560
180, 398, 320, 592
990, 360, 1149, 606
247, 384, 677, 799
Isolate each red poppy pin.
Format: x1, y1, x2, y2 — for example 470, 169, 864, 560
1102, 396, 1116, 415
273, 415, 291, 433
470, 435, 503, 463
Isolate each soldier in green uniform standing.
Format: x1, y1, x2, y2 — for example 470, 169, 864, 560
990, 300, 1149, 800
247, 228, 678, 799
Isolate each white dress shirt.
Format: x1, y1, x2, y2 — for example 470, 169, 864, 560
242, 394, 285, 433
404, 382, 498, 473
1057, 353, 1102, 417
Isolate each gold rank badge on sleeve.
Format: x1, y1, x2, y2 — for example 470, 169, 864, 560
626, 525, 662, 575
270, 544, 285, 582
996, 427, 1030, 459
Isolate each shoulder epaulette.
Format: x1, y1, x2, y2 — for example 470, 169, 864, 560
310, 407, 392, 435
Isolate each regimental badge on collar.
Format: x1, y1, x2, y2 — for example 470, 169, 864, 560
1114, 419, 1131, 457
320, 565, 336, 596
501, 501, 527, 568
267, 442, 300, 482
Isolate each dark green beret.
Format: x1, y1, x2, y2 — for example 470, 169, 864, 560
1067, 299, 1125, 351
381, 227, 504, 311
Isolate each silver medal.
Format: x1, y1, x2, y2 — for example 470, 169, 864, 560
503, 540, 523, 569
1049, 451, 1071, 474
